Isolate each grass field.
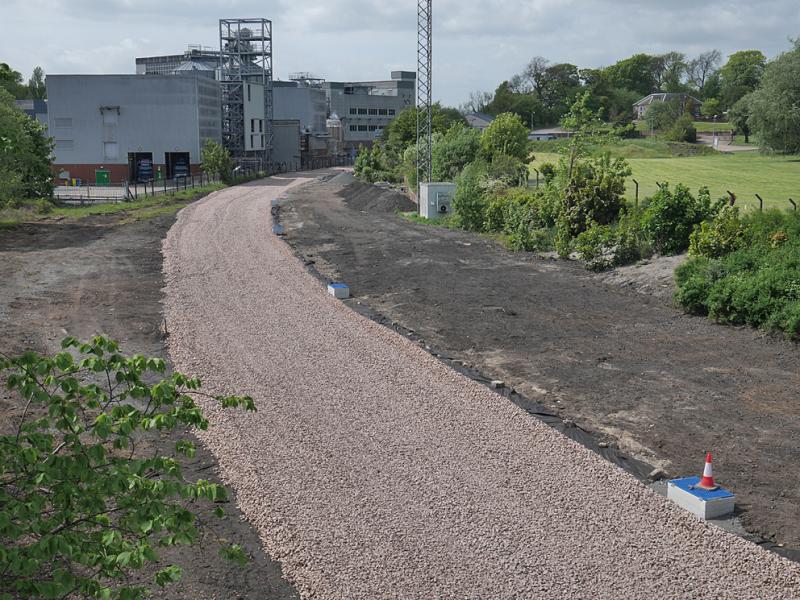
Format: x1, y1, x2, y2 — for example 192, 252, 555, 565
0, 183, 227, 228
633, 120, 732, 133
530, 151, 800, 210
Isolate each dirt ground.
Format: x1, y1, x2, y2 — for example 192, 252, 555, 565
0, 210, 297, 599
280, 176, 800, 555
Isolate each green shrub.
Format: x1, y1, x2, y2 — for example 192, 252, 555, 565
674, 257, 715, 314
689, 205, 746, 258
574, 210, 651, 271
642, 184, 715, 255
453, 160, 489, 231
665, 115, 697, 143
0, 336, 255, 599
555, 154, 630, 257
483, 194, 509, 232
500, 189, 553, 251
539, 162, 556, 183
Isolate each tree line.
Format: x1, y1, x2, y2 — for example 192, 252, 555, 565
1, 62, 47, 100
461, 48, 767, 128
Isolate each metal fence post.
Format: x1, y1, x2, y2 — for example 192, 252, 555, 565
633, 179, 639, 208
755, 193, 764, 212
789, 198, 796, 211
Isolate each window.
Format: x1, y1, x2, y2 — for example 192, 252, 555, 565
368, 108, 378, 115
349, 125, 358, 131
54, 117, 72, 128
349, 108, 357, 115
55, 139, 74, 150
368, 125, 378, 131
103, 142, 118, 160
358, 125, 368, 132
388, 109, 396, 116
247, 85, 251, 102
251, 119, 256, 133
101, 111, 117, 125
259, 120, 263, 133
378, 108, 388, 115
357, 108, 367, 115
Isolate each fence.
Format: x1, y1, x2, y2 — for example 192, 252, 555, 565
52, 157, 355, 205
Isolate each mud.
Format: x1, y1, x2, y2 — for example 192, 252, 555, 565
281, 176, 800, 554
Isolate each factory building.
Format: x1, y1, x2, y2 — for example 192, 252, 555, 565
323, 71, 415, 152
136, 45, 219, 77
47, 73, 221, 184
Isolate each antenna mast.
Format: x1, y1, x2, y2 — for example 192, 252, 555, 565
416, 0, 432, 193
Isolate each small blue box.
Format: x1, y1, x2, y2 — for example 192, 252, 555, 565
327, 283, 350, 299
272, 224, 285, 235
667, 476, 735, 520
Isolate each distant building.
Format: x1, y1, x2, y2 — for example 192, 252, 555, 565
633, 93, 703, 120
14, 99, 48, 128
46, 73, 221, 184
135, 45, 219, 78
464, 112, 494, 131
323, 71, 416, 152
529, 127, 571, 141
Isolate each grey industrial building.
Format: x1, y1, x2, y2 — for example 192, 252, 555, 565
323, 71, 416, 151
47, 73, 221, 184
136, 45, 219, 77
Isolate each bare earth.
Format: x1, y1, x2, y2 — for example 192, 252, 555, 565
162, 174, 800, 598
0, 211, 297, 600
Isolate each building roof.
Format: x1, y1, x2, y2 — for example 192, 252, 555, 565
464, 112, 494, 128
633, 92, 703, 107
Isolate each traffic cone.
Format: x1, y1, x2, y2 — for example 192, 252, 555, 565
697, 452, 718, 490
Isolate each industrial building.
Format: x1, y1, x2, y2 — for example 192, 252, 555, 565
136, 45, 219, 77
47, 73, 221, 184
323, 71, 416, 152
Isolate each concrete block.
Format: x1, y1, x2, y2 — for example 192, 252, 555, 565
667, 476, 735, 520
327, 283, 350, 299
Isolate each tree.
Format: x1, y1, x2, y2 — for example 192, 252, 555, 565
719, 50, 766, 108
0, 63, 26, 99
657, 52, 688, 92
687, 50, 722, 92
480, 112, 529, 162
0, 89, 53, 204
28, 66, 46, 100
644, 98, 683, 133
200, 139, 232, 182
521, 56, 550, 97
746, 43, 800, 152
700, 98, 722, 119
460, 90, 493, 113
728, 96, 753, 144
432, 124, 481, 181
604, 54, 660, 97
382, 103, 466, 152
0, 336, 255, 599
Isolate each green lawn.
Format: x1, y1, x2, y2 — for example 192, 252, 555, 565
530, 152, 800, 210
633, 120, 732, 133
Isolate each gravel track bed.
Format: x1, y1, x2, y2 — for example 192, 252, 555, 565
162, 173, 800, 598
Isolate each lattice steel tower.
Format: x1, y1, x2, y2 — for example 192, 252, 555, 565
219, 18, 273, 171
416, 0, 432, 192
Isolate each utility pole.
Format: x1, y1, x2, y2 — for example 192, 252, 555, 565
416, 0, 433, 197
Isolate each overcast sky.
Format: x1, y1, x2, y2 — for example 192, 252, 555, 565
2, 0, 799, 106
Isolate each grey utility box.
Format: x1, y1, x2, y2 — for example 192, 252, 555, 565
419, 182, 456, 219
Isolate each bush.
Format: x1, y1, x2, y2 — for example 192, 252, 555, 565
555, 154, 630, 256
574, 210, 651, 271
483, 194, 509, 232
674, 257, 716, 314
665, 115, 697, 143
539, 162, 556, 183
201, 140, 233, 183
453, 160, 489, 231
642, 184, 716, 255
0, 336, 255, 599
500, 188, 553, 251
689, 205, 746, 258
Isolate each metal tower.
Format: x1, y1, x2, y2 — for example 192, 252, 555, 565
219, 18, 273, 171
416, 0, 432, 192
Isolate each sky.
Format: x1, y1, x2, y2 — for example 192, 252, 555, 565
2, 0, 799, 106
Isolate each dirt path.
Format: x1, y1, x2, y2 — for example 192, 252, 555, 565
162, 174, 800, 597
279, 176, 800, 555
0, 210, 297, 599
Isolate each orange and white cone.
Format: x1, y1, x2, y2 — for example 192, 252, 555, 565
697, 452, 718, 490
